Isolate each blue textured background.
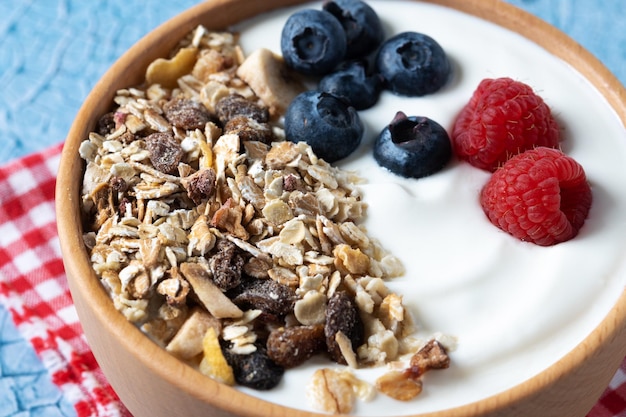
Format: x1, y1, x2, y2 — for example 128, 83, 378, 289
0, 0, 624, 415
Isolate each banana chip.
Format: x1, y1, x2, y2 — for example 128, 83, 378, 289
146, 47, 198, 88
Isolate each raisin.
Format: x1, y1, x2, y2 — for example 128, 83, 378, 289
184, 168, 216, 204
215, 94, 269, 124
96, 112, 116, 136
109, 176, 128, 193
145, 132, 184, 174
232, 278, 296, 319
118, 197, 132, 216
164, 98, 212, 130
224, 116, 275, 144
224, 344, 284, 390
266, 325, 325, 368
325, 291, 364, 365
283, 174, 300, 192
208, 239, 244, 291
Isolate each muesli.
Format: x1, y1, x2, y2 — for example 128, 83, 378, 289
79, 25, 450, 413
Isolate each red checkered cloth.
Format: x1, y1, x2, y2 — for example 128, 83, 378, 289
0, 143, 130, 417
0, 143, 624, 417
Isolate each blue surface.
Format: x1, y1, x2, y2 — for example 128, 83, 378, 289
0, 0, 624, 415
0, 306, 75, 417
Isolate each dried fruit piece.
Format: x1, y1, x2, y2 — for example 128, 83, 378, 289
232, 278, 297, 320
182, 168, 216, 204
224, 116, 275, 144
325, 291, 364, 365
224, 344, 284, 390
266, 325, 325, 368
180, 262, 243, 319
215, 94, 269, 124
164, 97, 213, 130
199, 327, 235, 385
97, 112, 116, 136
145, 132, 184, 174
209, 239, 245, 291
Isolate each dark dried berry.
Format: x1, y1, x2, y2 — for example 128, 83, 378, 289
224, 116, 275, 144
145, 132, 184, 174
109, 176, 128, 193
96, 112, 116, 136
209, 239, 245, 291
184, 168, 216, 204
216, 94, 269, 124
267, 325, 325, 369
118, 197, 132, 216
164, 98, 213, 131
232, 278, 297, 319
283, 174, 300, 192
224, 345, 284, 390
325, 291, 364, 365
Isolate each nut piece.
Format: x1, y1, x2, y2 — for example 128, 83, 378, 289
333, 244, 370, 275
375, 370, 423, 401
409, 339, 450, 377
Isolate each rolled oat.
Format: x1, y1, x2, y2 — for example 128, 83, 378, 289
79, 25, 449, 414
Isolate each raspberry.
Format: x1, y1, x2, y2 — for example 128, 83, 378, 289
480, 147, 592, 246
452, 77, 561, 172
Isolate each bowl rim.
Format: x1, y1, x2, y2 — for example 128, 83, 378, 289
55, 0, 626, 416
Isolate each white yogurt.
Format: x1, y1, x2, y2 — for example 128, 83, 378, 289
233, 1, 626, 415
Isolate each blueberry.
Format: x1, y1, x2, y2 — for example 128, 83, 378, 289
374, 111, 452, 178
376, 32, 451, 96
323, 0, 384, 59
318, 61, 383, 110
285, 91, 363, 163
280, 9, 347, 76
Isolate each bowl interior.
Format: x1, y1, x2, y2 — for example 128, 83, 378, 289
56, 1, 626, 416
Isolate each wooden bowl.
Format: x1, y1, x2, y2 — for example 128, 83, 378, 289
56, 0, 626, 416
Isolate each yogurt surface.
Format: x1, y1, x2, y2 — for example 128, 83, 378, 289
234, 1, 626, 414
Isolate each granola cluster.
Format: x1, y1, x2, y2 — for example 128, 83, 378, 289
79, 25, 449, 414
